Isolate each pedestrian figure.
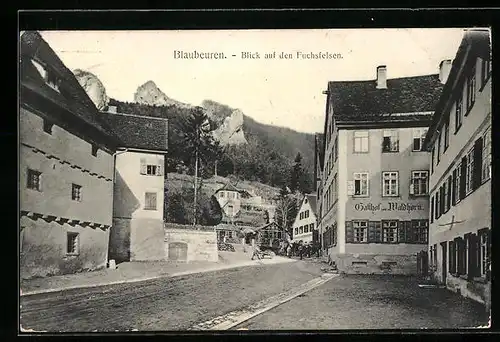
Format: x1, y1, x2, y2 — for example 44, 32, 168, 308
286, 243, 292, 258
298, 241, 304, 260
251, 235, 261, 261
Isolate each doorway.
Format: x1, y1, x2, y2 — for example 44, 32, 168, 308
440, 242, 447, 284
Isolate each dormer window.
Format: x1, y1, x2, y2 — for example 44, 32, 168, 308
31, 58, 61, 92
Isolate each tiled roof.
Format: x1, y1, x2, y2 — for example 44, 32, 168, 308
423, 29, 491, 150
305, 194, 317, 216
327, 74, 444, 124
99, 111, 168, 152
314, 133, 325, 169
19, 31, 118, 144
216, 182, 242, 193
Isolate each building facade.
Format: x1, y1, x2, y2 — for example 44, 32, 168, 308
291, 194, 317, 243
318, 64, 447, 274
102, 111, 169, 263
20, 31, 119, 278
313, 133, 325, 248
422, 29, 491, 306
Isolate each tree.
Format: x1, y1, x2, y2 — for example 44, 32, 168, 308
290, 152, 312, 194
275, 186, 298, 237
176, 106, 221, 225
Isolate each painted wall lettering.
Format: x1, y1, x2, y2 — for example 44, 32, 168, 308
354, 202, 425, 214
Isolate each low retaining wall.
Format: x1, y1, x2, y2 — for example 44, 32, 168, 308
164, 224, 218, 263
332, 253, 418, 275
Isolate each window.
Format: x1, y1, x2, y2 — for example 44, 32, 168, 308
444, 115, 450, 151
435, 189, 441, 219
353, 172, 369, 196
436, 131, 442, 164
431, 147, 435, 174
32, 58, 61, 92
412, 128, 428, 151
466, 65, 476, 114
443, 181, 449, 213
305, 210, 309, 218
382, 130, 399, 152
455, 97, 463, 132
140, 158, 163, 176
146, 165, 157, 175
227, 205, 234, 216
454, 164, 462, 204
479, 229, 491, 278
310, 223, 314, 232
71, 184, 82, 201
353, 221, 368, 243
482, 128, 491, 182
299, 226, 303, 234
219, 192, 224, 198
144, 192, 157, 210
449, 240, 456, 275
446, 176, 452, 211
382, 172, 398, 197
27, 169, 41, 191
412, 220, 428, 244
295, 227, 298, 235
67, 232, 79, 255
382, 220, 398, 243
300, 212, 303, 220
304, 225, 309, 233
43, 119, 53, 134
91, 144, 98, 157
411, 171, 428, 196
481, 58, 491, 88
228, 231, 233, 239
465, 147, 474, 194
353, 131, 369, 153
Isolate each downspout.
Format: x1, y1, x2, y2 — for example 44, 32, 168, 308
107, 147, 129, 267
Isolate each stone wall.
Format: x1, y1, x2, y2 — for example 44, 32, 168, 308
334, 253, 417, 275
20, 216, 109, 279
164, 224, 218, 263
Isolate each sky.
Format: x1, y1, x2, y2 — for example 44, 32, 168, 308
40, 28, 467, 134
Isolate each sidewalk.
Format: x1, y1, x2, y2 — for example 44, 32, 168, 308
20, 254, 296, 297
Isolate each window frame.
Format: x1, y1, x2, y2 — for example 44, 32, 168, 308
353, 131, 369, 153
352, 220, 368, 243
465, 64, 476, 116
27, 168, 42, 192
144, 192, 158, 211
66, 232, 80, 256
465, 147, 475, 195
455, 163, 462, 204
455, 96, 463, 133
411, 170, 428, 196
482, 127, 491, 183
382, 171, 399, 197
353, 172, 369, 197
444, 115, 450, 151
71, 183, 82, 202
382, 129, 399, 153
480, 58, 491, 90
412, 128, 428, 152
382, 220, 398, 243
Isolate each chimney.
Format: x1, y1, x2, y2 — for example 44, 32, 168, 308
108, 105, 117, 113
376, 65, 387, 89
439, 59, 452, 84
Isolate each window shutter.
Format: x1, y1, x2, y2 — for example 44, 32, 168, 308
430, 196, 434, 223
440, 186, 445, 215
374, 221, 382, 242
452, 169, 457, 205
345, 221, 354, 243
435, 194, 439, 220
449, 241, 454, 274
398, 221, 406, 243
156, 162, 163, 176
457, 238, 465, 275
467, 233, 478, 279
140, 158, 147, 175
368, 221, 377, 243
473, 137, 483, 190
459, 157, 467, 199
406, 221, 414, 243
447, 176, 452, 209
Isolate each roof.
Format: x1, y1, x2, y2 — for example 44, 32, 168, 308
305, 194, 317, 215
99, 111, 168, 152
215, 182, 242, 193
254, 221, 280, 233
19, 31, 119, 145
326, 73, 444, 126
314, 133, 325, 170
422, 29, 491, 150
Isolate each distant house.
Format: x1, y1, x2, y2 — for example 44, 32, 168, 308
215, 182, 244, 221
252, 221, 283, 248
19, 31, 120, 278
291, 194, 318, 243
101, 110, 168, 263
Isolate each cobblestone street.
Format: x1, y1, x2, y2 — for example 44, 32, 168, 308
235, 273, 490, 330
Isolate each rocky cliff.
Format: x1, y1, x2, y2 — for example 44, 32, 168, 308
73, 69, 109, 110
212, 109, 248, 146
134, 80, 191, 108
